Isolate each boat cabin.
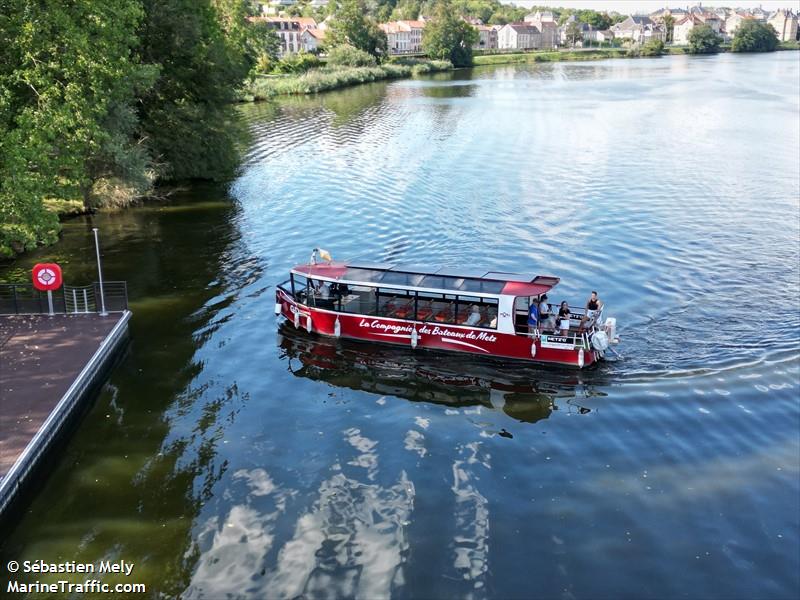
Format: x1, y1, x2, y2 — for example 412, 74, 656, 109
286, 261, 565, 336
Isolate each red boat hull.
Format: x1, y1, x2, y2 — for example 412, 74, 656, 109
276, 289, 598, 368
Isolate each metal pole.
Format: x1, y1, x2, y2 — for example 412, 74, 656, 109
47, 290, 54, 316
93, 228, 108, 316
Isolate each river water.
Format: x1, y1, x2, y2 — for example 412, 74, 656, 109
1, 52, 799, 599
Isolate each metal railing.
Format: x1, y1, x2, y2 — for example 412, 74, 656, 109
0, 282, 128, 315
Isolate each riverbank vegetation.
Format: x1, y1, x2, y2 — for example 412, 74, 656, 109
687, 25, 725, 54
242, 60, 451, 100
473, 49, 627, 66
732, 21, 780, 53
0, 0, 272, 258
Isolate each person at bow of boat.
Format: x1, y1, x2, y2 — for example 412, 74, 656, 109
580, 291, 603, 332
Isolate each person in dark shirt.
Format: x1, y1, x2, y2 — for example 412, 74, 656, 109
579, 291, 603, 332
558, 301, 571, 336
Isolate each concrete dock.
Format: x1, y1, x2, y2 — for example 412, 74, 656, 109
0, 311, 131, 516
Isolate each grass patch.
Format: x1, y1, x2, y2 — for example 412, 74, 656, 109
778, 40, 800, 50
42, 199, 87, 220
472, 49, 627, 66
240, 60, 453, 100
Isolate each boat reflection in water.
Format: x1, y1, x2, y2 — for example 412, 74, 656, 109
277, 323, 607, 424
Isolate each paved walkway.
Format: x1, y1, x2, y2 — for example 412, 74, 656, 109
0, 314, 123, 480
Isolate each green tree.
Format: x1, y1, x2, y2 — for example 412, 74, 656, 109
422, 1, 478, 67
732, 20, 779, 52
327, 0, 387, 57
687, 24, 723, 54
577, 10, 611, 30
0, 0, 153, 256
565, 21, 583, 47
138, 0, 252, 182
640, 39, 665, 56
662, 14, 675, 43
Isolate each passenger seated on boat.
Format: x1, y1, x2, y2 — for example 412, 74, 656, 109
482, 306, 498, 328
558, 301, 571, 335
464, 306, 481, 326
579, 291, 603, 332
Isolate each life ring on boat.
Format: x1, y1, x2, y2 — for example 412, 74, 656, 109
530, 340, 537, 358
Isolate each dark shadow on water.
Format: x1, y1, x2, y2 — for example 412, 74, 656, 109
277, 323, 608, 424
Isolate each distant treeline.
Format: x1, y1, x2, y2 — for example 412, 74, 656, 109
0, 0, 274, 258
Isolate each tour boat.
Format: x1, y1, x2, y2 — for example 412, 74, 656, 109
275, 250, 619, 368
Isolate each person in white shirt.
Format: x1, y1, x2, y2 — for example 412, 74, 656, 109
464, 305, 481, 326
538, 294, 555, 332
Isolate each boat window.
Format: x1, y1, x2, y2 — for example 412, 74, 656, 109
459, 279, 505, 294
455, 296, 498, 329
292, 274, 309, 305
376, 287, 415, 319
339, 285, 377, 315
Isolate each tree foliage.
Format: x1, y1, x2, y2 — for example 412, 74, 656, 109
327, 44, 378, 67
662, 13, 675, 43
687, 24, 724, 54
0, 0, 152, 256
640, 39, 665, 56
422, 1, 478, 67
327, 0, 387, 57
732, 20, 779, 52
0, 0, 267, 257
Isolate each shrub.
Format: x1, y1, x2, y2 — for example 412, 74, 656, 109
732, 21, 779, 52
327, 44, 377, 67
687, 25, 723, 54
272, 52, 322, 74
640, 39, 665, 56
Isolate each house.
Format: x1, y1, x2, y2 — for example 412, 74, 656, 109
725, 12, 755, 36
560, 14, 590, 46
250, 16, 317, 56
379, 20, 425, 55
751, 6, 771, 21
525, 11, 559, 49
497, 23, 541, 50
673, 15, 698, 45
768, 9, 798, 42
611, 16, 665, 44
473, 25, 498, 50
584, 29, 615, 44
301, 28, 325, 53
696, 12, 722, 34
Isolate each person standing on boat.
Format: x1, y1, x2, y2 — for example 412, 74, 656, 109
539, 294, 554, 332
528, 298, 540, 334
558, 301, 571, 336
579, 291, 603, 332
